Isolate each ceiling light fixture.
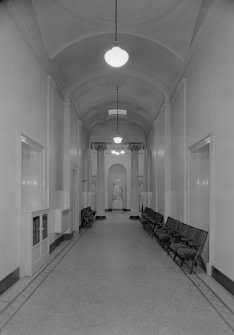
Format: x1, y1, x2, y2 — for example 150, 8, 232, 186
104, 0, 129, 68
113, 85, 122, 144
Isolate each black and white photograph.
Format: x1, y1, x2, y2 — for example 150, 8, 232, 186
0, 0, 233, 334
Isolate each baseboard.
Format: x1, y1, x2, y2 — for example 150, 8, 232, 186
105, 209, 131, 212
212, 266, 234, 295
50, 235, 65, 253
64, 232, 73, 240
96, 215, 106, 220
0, 268, 19, 295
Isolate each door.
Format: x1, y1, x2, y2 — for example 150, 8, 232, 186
189, 139, 210, 264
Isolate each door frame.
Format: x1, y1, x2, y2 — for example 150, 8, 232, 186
187, 134, 214, 275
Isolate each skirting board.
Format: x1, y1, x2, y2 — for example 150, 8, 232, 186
50, 233, 73, 254
105, 209, 131, 212
129, 215, 140, 220
212, 266, 234, 295
96, 215, 106, 220
0, 268, 19, 295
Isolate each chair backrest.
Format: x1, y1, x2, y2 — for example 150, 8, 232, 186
184, 225, 196, 240
177, 222, 187, 235
165, 216, 180, 230
153, 212, 163, 224
193, 228, 208, 249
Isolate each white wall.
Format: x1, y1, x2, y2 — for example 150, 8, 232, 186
156, 111, 165, 215
146, 123, 157, 210
0, 7, 48, 281
171, 2, 234, 281
146, 104, 168, 215
0, 3, 89, 281
171, 81, 186, 221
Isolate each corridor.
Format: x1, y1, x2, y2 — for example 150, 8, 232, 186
0, 213, 233, 335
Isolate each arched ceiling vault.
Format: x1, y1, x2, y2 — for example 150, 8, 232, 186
31, 0, 210, 137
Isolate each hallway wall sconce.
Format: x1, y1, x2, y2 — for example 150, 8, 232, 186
113, 85, 123, 144
104, 0, 129, 68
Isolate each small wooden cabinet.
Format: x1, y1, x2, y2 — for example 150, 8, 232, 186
21, 209, 49, 276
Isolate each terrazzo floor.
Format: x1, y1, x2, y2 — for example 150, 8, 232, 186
0, 212, 234, 334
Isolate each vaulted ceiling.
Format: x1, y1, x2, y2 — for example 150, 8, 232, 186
31, 0, 211, 135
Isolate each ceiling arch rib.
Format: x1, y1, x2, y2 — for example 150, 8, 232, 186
77, 94, 154, 124
49, 18, 184, 138
67, 68, 168, 97
73, 85, 158, 118
52, 33, 182, 89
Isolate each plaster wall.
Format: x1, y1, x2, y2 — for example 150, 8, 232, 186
156, 111, 165, 215
146, 105, 166, 213
171, 82, 186, 221
146, 124, 156, 210
0, 8, 48, 281
173, 2, 234, 280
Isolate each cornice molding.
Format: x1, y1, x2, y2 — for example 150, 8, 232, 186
128, 143, 143, 151
171, 0, 227, 97
2, 1, 65, 101
92, 143, 107, 151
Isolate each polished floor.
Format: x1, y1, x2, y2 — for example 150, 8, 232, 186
0, 212, 234, 334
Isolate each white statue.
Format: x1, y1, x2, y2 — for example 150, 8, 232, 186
112, 176, 122, 200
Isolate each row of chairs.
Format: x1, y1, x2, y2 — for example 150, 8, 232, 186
139, 207, 164, 237
140, 208, 208, 274
80, 207, 96, 229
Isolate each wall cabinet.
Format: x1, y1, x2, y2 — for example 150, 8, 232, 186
21, 209, 49, 276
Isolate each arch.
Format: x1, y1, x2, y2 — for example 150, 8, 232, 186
108, 164, 127, 210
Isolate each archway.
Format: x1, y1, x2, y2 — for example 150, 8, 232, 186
108, 164, 127, 210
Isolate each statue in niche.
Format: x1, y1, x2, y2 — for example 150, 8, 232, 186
112, 176, 122, 201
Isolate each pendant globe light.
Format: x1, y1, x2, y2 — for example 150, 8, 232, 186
104, 0, 129, 68
113, 85, 122, 144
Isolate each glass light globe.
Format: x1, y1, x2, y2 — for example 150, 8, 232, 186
113, 136, 122, 144
120, 150, 125, 155
104, 44, 129, 68
115, 151, 120, 155
111, 150, 116, 154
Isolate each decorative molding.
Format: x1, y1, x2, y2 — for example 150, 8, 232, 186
2, 0, 65, 101
171, 0, 227, 97
128, 143, 143, 151
92, 143, 107, 151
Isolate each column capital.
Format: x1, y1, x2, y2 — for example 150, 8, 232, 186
92, 142, 107, 151
128, 143, 142, 151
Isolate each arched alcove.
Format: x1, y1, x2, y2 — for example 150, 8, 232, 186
108, 164, 127, 210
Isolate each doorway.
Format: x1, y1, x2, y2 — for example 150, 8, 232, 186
108, 164, 127, 210
189, 136, 210, 265
71, 167, 78, 231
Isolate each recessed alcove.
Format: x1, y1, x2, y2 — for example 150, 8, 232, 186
20, 135, 49, 277
21, 135, 45, 211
